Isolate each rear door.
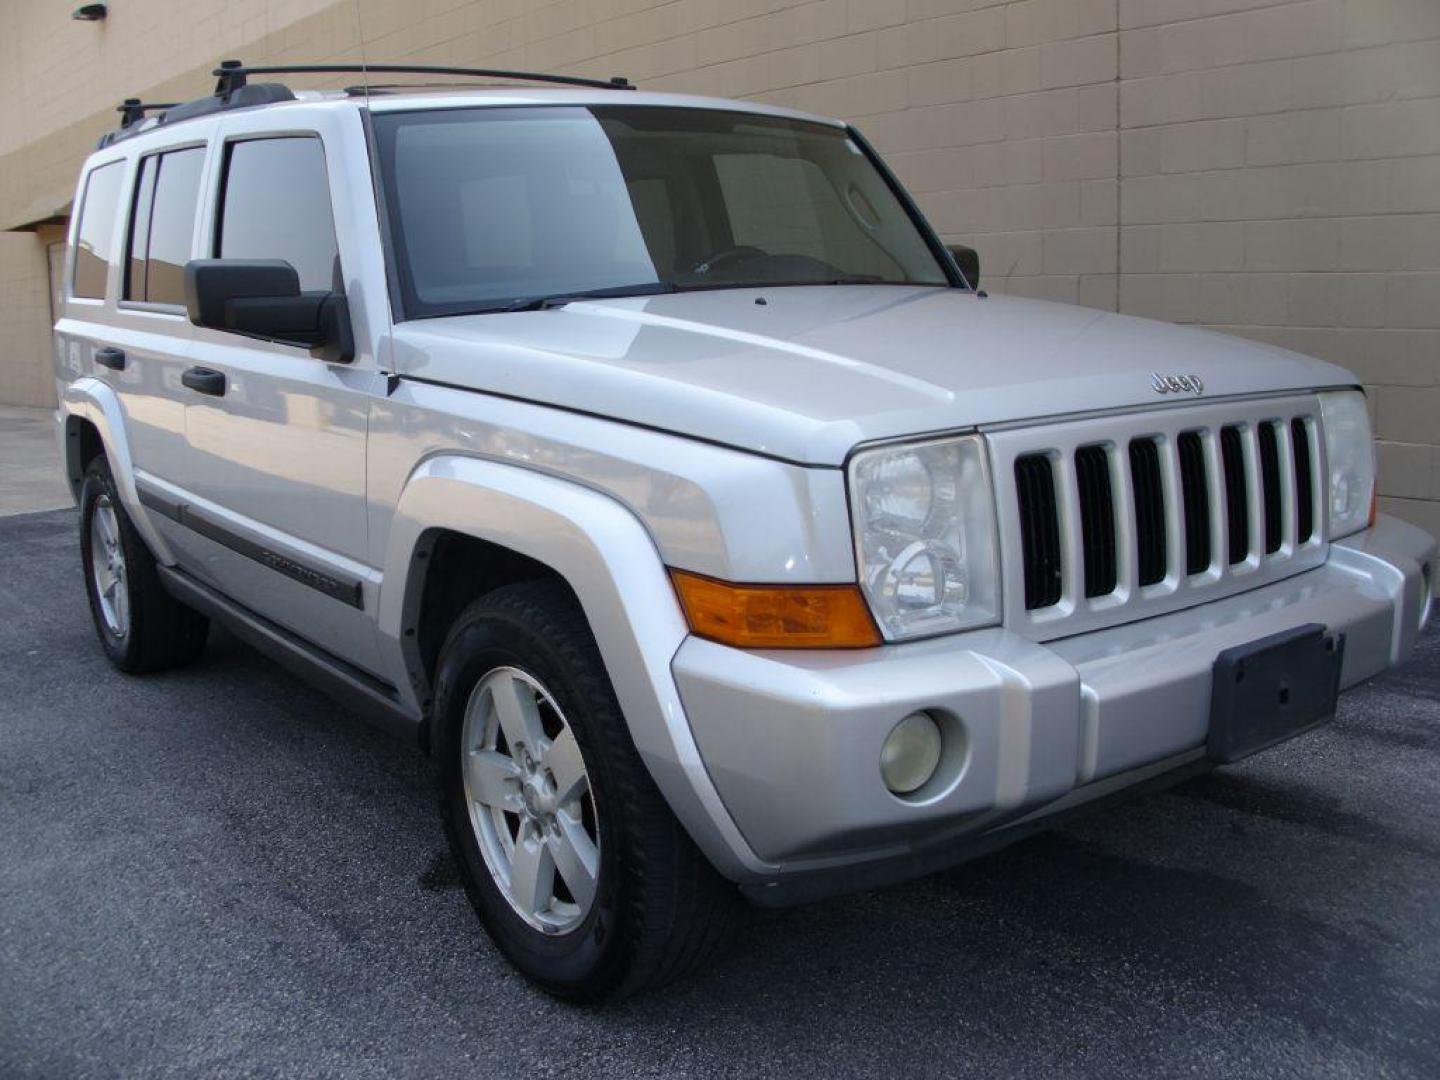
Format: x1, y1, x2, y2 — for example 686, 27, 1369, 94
114, 142, 208, 487
168, 106, 388, 676
56, 148, 199, 491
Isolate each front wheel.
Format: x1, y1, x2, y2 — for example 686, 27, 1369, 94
434, 580, 738, 1002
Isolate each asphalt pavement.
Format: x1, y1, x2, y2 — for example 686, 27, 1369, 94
2, 506, 1438, 1079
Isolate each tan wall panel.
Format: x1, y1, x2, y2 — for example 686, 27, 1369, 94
1116, 0, 1440, 528
0, 0, 1435, 536
0, 231, 57, 408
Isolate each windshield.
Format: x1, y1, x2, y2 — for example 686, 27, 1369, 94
371, 105, 953, 318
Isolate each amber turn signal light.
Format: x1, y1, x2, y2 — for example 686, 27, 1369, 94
669, 570, 882, 649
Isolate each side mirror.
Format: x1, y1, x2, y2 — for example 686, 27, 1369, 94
947, 244, 980, 291
184, 259, 353, 363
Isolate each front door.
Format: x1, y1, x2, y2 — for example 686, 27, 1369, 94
168, 116, 386, 676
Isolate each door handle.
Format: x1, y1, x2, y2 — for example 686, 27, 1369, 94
94, 347, 126, 371
181, 366, 226, 397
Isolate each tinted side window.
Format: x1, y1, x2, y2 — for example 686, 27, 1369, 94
125, 158, 158, 299
72, 162, 125, 299
124, 147, 205, 305
217, 137, 338, 291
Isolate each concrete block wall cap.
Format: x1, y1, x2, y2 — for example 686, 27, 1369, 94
5, 195, 73, 233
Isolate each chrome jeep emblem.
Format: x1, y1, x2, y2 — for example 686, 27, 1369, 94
1151, 372, 1204, 396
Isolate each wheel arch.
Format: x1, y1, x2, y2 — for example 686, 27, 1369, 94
379, 454, 766, 882
65, 414, 105, 496
407, 528, 571, 712
60, 379, 174, 564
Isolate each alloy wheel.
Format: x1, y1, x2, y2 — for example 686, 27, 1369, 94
89, 495, 129, 639
460, 666, 601, 934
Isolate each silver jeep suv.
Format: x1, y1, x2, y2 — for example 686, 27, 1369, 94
53, 62, 1436, 1001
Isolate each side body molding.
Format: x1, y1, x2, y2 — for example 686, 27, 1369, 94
377, 454, 770, 882
61, 378, 175, 565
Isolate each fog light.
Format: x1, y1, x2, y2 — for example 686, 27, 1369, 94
880, 712, 943, 795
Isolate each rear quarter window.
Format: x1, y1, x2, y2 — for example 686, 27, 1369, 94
124, 146, 207, 306
72, 161, 125, 299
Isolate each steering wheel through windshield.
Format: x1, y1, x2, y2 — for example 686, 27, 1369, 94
689, 245, 767, 276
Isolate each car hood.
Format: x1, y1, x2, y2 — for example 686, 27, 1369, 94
390, 285, 1356, 466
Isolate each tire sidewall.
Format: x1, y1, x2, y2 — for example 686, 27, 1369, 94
435, 605, 629, 995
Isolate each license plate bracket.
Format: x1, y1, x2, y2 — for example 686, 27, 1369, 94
1207, 624, 1345, 763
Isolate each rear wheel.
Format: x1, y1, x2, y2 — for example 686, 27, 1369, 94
79, 457, 209, 673
434, 580, 738, 1002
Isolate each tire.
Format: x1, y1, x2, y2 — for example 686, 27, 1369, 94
434, 580, 739, 1002
79, 456, 209, 673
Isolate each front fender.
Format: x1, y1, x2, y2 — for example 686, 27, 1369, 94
61, 379, 175, 564
378, 454, 771, 882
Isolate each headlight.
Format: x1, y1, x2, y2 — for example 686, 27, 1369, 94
848, 435, 1000, 640
1319, 389, 1375, 538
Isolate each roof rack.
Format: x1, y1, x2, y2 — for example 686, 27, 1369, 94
98, 58, 635, 150
117, 98, 178, 127
211, 60, 634, 95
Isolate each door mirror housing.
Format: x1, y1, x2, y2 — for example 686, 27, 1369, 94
947, 244, 980, 291
183, 259, 354, 363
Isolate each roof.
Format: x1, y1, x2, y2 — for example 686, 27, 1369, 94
96, 70, 846, 154
352, 86, 843, 127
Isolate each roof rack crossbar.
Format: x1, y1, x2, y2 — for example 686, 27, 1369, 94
117, 97, 179, 128
210, 61, 633, 96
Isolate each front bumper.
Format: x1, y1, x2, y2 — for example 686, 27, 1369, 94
672, 515, 1436, 901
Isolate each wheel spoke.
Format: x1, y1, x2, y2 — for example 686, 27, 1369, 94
509, 824, 555, 917
549, 810, 599, 912
545, 726, 588, 807
97, 507, 118, 550
491, 673, 545, 758
465, 749, 523, 811
113, 579, 129, 633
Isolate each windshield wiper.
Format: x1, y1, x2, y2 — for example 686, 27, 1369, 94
670, 275, 887, 293
497, 281, 675, 312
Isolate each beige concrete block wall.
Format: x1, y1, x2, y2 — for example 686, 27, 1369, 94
1115, 0, 1440, 539
0, 231, 56, 408
0, 0, 1436, 537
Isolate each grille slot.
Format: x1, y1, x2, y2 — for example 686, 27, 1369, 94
1129, 438, 1167, 587
1075, 444, 1117, 598
1292, 418, 1314, 543
1220, 425, 1249, 565
1177, 431, 1211, 575
1015, 454, 1062, 610
1257, 421, 1283, 554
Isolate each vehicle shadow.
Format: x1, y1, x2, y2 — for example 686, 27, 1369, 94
185, 623, 1437, 1076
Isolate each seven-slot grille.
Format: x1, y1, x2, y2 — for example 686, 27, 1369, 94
993, 396, 1328, 640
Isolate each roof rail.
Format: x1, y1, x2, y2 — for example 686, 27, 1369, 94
211, 61, 634, 96
96, 58, 635, 150
97, 81, 295, 149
